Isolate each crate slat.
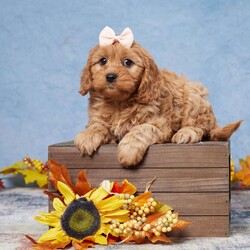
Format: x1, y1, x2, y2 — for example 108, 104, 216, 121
49, 141, 229, 169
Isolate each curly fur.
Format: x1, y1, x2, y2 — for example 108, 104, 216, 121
75, 41, 241, 167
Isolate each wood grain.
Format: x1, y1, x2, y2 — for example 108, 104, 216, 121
48, 141, 229, 169
49, 192, 229, 216
169, 215, 229, 237
48, 167, 229, 193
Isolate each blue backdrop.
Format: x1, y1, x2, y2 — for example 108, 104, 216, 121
0, 0, 249, 174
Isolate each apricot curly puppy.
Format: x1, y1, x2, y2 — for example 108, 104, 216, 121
75, 27, 241, 167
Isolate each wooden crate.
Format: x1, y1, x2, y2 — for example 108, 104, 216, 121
48, 141, 230, 237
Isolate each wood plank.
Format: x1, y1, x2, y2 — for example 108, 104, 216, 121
155, 193, 229, 216
49, 192, 229, 216
48, 168, 229, 193
48, 141, 229, 169
170, 215, 229, 237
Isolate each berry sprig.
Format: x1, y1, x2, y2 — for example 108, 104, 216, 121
110, 193, 178, 239
23, 157, 48, 173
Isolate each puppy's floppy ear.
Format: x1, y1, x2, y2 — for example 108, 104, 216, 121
79, 46, 98, 96
79, 62, 92, 96
134, 44, 160, 103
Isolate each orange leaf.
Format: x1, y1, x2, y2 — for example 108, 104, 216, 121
142, 211, 166, 226
25, 235, 69, 250
134, 191, 151, 206
43, 190, 64, 202
147, 232, 172, 243
72, 240, 95, 250
107, 234, 118, 245
47, 160, 74, 191
74, 170, 91, 195
121, 179, 137, 194
173, 219, 191, 230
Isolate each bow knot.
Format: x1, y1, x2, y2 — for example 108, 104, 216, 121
99, 26, 134, 49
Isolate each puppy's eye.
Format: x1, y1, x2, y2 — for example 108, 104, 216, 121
123, 59, 133, 67
99, 58, 107, 66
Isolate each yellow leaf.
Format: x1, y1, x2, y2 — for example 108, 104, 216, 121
0, 161, 26, 175
18, 169, 47, 187
156, 201, 173, 212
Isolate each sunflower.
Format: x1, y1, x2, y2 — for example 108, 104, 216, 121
35, 181, 129, 248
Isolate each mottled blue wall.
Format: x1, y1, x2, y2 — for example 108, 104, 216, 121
1, 0, 249, 175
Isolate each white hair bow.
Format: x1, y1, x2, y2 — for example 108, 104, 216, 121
99, 26, 134, 49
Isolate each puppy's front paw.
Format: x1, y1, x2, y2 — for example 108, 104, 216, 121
171, 128, 199, 144
118, 139, 146, 167
74, 130, 103, 156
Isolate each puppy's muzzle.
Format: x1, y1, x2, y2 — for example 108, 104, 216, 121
106, 73, 117, 83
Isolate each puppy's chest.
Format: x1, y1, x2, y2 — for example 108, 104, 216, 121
104, 106, 139, 139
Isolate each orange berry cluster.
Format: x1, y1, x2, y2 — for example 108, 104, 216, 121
110, 193, 178, 238
23, 157, 48, 173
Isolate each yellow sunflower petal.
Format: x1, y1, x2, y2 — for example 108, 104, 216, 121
34, 213, 59, 227
88, 186, 109, 204
38, 227, 69, 244
96, 224, 110, 235
102, 212, 129, 222
101, 216, 111, 223
122, 179, 137, 194
84, 188, 96, 199
92, 234, 108, 245
97, 195, 124, 212
53, 198, 66, 213
57, 181, 75, 205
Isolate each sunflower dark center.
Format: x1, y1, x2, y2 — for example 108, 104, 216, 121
61, 198, 100, 240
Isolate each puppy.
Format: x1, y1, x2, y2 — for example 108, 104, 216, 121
75, 26, 241, 167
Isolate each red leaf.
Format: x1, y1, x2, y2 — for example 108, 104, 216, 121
0, 179, 4, 188
111, 181, 124, 193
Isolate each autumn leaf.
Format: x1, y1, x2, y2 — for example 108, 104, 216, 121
142, 211, 166, 226
121, 179, 137, 194
19, 169, 47, 187
47, 160, 91, 196
47, 160, 74, 190
235, 156, 250, 187
134, 191, 152, 206
0, 179, 4, 188
74, 170, 91, 195
43, 190, 64, 201
25, 235, 69, 250
156, 201, 173, 213
0, 161, 26, 175
72, 240, 95, 250
107, 234, 118, 245
147, 232, 172, 243
172, 219, 192, 230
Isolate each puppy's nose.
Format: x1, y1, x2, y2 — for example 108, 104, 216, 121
106, 73, 117, 83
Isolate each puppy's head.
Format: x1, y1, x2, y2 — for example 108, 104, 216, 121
80, 41, 159, 103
